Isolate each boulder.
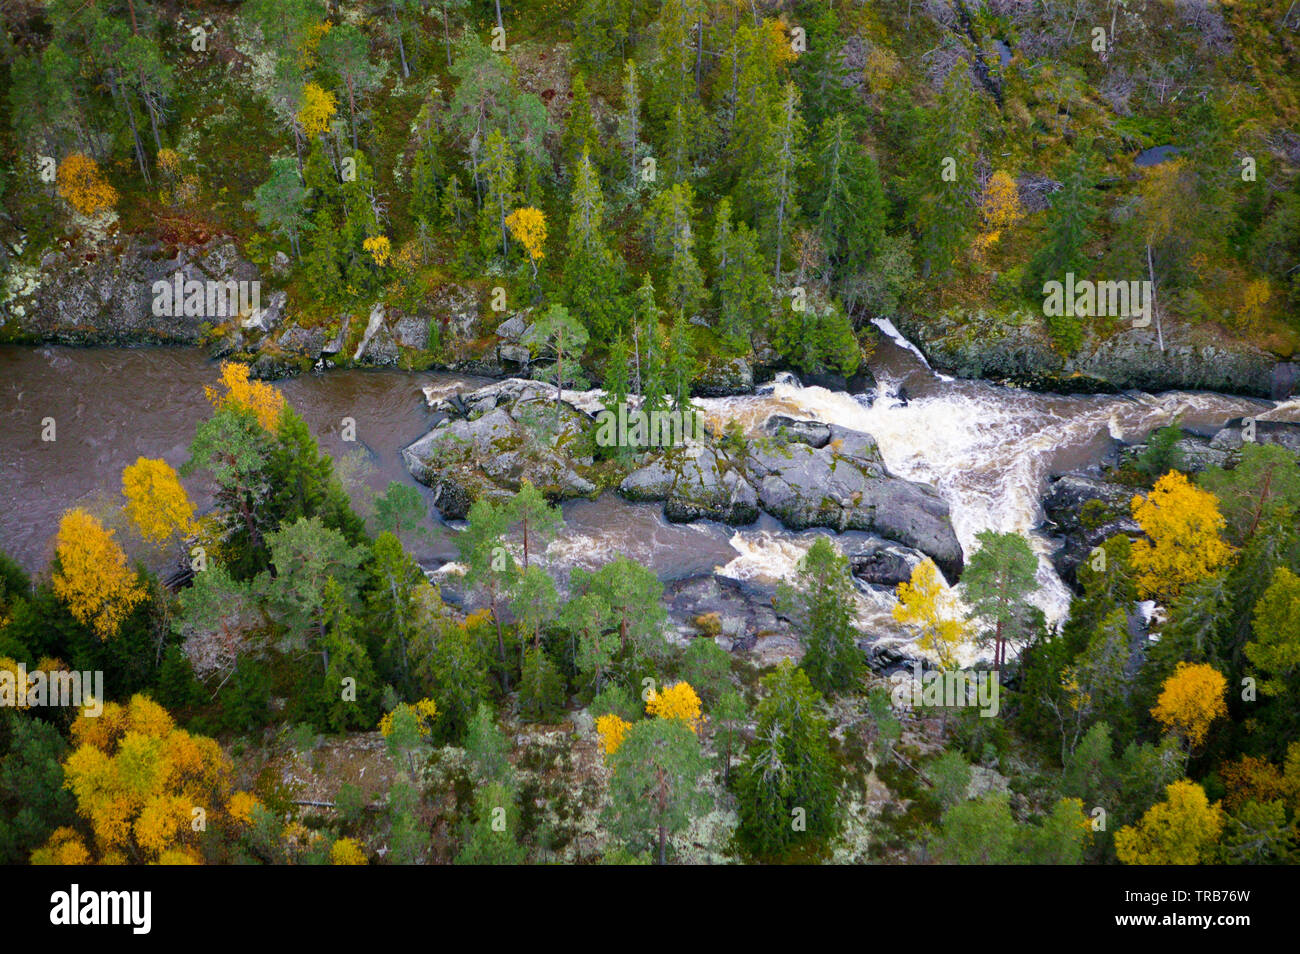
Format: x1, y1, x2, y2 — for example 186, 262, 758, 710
763, 415, 831, 448
693, 357, 755, 397
495, 314, 529, 340
243, 289, 287, 333
848, 537, 929, 587
403, 393, 598, 518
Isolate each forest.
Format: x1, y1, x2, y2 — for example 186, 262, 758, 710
1, 0, 1299, 867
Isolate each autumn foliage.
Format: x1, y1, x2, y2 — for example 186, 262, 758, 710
51, 509, 146, 640
645, 681, 703, 732
32, 695, 260, 865
893, 560, 966, 669
205, 361, 286, 431
596, 713, 631, 755
297, 82, 337, 138
1114, 780, 1223, 865
122, 457, 197, 549
505, 206, 547, 277
1129, 471, 1234, 601
56, 153, 118, 217
1151, 662, 1228, 749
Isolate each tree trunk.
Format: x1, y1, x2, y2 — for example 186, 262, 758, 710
1146, 243, 1164, 351
347, 74, 359, 151
396, 23, 410, 78
444, 5, 453, 67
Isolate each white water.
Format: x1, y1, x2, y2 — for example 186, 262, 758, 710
690, 333, 1296, 662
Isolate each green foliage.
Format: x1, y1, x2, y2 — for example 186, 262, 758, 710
604, 716, 712, 865
735, 662, 839, 857
518, 647, 565, 723
775, 537, 862, 695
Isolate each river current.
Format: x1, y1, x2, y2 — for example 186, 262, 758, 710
3, 330, 1297, 655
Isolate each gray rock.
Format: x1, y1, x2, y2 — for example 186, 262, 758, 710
1271, 362, 1299, 400
495, 315, 528, 340
17, 236, 259, 345
620, 446, 760, 525
744, 439, 963, 581
353, 303, 386, 362
322, 315, 351, 355
1043, 473, 1137, 531
621, 422, 963, 580
498, 343, 531, 367
693, 357, 754, 397
848, 537, 929, 587
276, 323, 326, 356
402, 399, 599, 518
763, 415, 831, 448
392, 312, 429, 350
243, 289, 286, 333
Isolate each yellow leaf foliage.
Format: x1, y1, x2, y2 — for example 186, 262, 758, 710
157, 148, 181, 176
892, 560, 966, 669
1240, 278, 1271, 333
56, 153, 118, 217
331, 837, 367, 865
1151, 662, 1227, 748
645, 681, 703, 732
378, 697, 439, 737
36, 695, 255, 864
122, 457, 197, 548
363, 234, 392, 266
298, 20, 332, 69
51, 509, 146, 640
1130, 471, 1234, 601
595, 713, 631, 756
297, 82, 337, 138
505, 206, 547, 265
30, 827, 92, 866
981, 171, 1023, 232
1114, 780, 1222, 865
205, 361, 286, 431
0, 657, 69, 709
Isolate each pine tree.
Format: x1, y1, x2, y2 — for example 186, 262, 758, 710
962, 530, 1040, 670
618, 60, 643, 191
563, 152, 627, 338
561, 73, 602, 174
645, 183, 705, 316
478, 128, 519, 259
736, 662, 840, 856
776, 537, 863, 695
1027, 147, 1097, 291
712, 198, 769, 347
813, 113, 886, 277
770, 81, 807, 281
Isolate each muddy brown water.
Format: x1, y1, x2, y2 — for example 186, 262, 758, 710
0, 345, 738, 580
3, 338, 1295, 652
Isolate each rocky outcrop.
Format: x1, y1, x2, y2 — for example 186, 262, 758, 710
763, 414, 831, 448
1119, 418, 1300, 474
402, 379, 599, 518
10, 236, 259, 344
692, 357, 755, 397
847, 537, 930, 588
1043, 472, 1141, 585
620, 418, 964, 581
894, 308, 1295, 399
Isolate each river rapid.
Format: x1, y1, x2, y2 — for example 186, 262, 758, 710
3, 331, 1297, 656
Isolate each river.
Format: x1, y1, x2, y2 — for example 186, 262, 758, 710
3, 333, 1297, 654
